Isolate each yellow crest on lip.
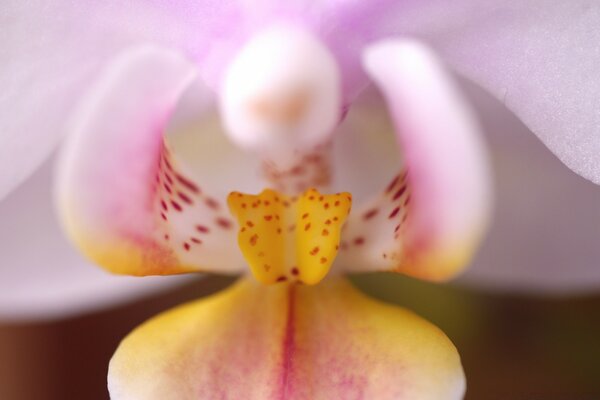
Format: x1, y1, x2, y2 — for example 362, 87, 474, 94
227, 188, 351, 285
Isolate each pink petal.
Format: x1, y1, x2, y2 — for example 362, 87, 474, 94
379, 1, 600, 183
0, 154, 190, 321
0, 0, 238, 200
56, 45, 245, 277
109, 277, 465, 399
458, 80, 600, 294
335, 40, 491, 282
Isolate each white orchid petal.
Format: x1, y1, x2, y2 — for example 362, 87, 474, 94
0, 155, 191, 321
458, 80, 600, 294
380, 1, 600, 183
334, 40, 491, 282
0, 0, 233, 200
57, 45, 247, 277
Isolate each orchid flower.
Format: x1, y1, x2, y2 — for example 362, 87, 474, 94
54, 24, 488, 396
1, 1, 599, 397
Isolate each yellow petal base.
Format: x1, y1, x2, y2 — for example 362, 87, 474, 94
109, 277, 465, 400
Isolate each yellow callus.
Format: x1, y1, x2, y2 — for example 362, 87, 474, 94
227, 188, 351, 285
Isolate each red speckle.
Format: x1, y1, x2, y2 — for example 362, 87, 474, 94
354, 237, 365, 246
393, 186, 407, 201
196, 225, 210, 233
320, 257, 328, 264
160, 200, 168, 211
205, 197, 220, 210
190, 237, 202, 244
302, 213, 309, 219
183, 242, 191, 251
163, 158, 173, 171
388, 207, 400, 219
175, 174, 200, 194
404, 196, 411, 206
246, 221, 255, 228
160, 212, 168, 221
276, 276, 287, 282
249, 234, 259, 246
291, 267, 299, 276
164, 234, 169, 241
322, 229, 329, 236
216, 218, 233, 229
163, 183, 172, 194
310, 246, 320, 256
385, 174, 400, 194
334, 200, 340, 207
325, 219, 332, 225
170, 200, 183, 212
363, 208, 378, 220
304, 223, 311, 231
264, 215, 273, 221
178, 191, 193, 205
324, 202, 330, 209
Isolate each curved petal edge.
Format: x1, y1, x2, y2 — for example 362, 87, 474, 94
109, 277, 465, 399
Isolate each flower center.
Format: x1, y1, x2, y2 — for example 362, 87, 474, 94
220, 25, 341, 169
227, 188, 351, 285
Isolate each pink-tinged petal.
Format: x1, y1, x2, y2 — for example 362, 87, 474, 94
335, 40, 491, 282
0, 0, 240, 200
56, 45, 245, 277
109, 277, 465, 399
457, 80, 600, 294
378, 2, 600, 183
0, 154, 190, 321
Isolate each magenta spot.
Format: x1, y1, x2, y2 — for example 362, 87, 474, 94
216, 218, 232, 230
183, 242, 190, 251
363, 208, 378, 220
196, 225, 210, 234
160, 200, 168, 211
205, 197, 220, 210
385, 174, 400, 194
170, 200, 183, 212
163, 183, 173, 194
388, 207, 400, 219
178, 191, 193, 205
176, 174, 201, 194
190, 237, 202, 244
392, 186, 407, 201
